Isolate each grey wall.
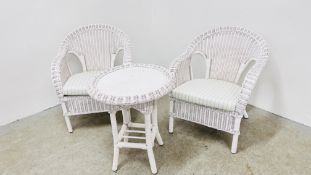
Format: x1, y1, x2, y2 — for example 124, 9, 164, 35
0, 0, 152, 125
149, 0, 311, 126
1, 0, 310, 127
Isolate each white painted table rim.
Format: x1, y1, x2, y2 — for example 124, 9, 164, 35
88, 64, 175, 174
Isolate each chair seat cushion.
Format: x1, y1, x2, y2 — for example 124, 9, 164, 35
171, 79, 241, 111
63, 71, 101, 96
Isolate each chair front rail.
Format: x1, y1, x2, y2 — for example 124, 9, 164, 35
62, 96, 120, 116
170, 98, 238, 134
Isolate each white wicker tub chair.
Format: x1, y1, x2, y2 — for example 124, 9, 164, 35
169, 26, 268, 153
51, 24, 131, 132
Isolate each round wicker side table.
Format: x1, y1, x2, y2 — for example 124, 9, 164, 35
88, 64, 175, 174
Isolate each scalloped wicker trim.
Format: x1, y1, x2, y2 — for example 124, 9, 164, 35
88, 64, 176, 105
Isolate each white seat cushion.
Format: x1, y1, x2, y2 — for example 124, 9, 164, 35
172, 79, 241, 111
63, 71, 101, 96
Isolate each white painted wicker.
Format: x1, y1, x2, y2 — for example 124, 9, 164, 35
88, 64, 175, 105
51, 24, 131, 132
88, 64, 175, 174
169, 26, 269, 153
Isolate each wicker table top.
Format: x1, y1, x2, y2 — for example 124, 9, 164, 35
88, 64, 175, 105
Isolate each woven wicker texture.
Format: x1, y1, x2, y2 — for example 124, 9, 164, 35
51, 24, 131, 132
87, 64, 174, 174
88, 64, 175, 105
169, 26, 268, 153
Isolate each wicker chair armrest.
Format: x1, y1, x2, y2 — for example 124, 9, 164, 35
235, 59, 267, 115
169, 54, 192, 87
51, 48, 72, 98
115, 44, 132, 66
121, 43, 132, 65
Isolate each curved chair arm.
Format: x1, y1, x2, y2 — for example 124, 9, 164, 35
169, 54, 192, 87
122, 40, 132, 65
114, 43, 132, 67
235, 58, 267, 116
112, 29, 132, 66
51, 47, 72, 98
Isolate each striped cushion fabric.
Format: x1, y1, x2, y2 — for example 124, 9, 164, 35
172, 79, 241, 111
63, 71, 101, 96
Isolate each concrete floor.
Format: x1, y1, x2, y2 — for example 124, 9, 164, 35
1, 96, 311, 175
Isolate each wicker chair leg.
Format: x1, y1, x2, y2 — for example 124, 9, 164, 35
64, 115, 73, 133
231, 133, 239, 154
243, 111, 249, 119
169, 100, 174, 134
61, 102, 73, 133
169, 116, 174, 134
231, 116, 242, 153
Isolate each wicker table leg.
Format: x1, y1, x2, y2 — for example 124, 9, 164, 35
145, 112, 157, 174
108, 102, 160, 174
122, 109, 131, 142
152, 102, 163, 145
109, 111, 119, 171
